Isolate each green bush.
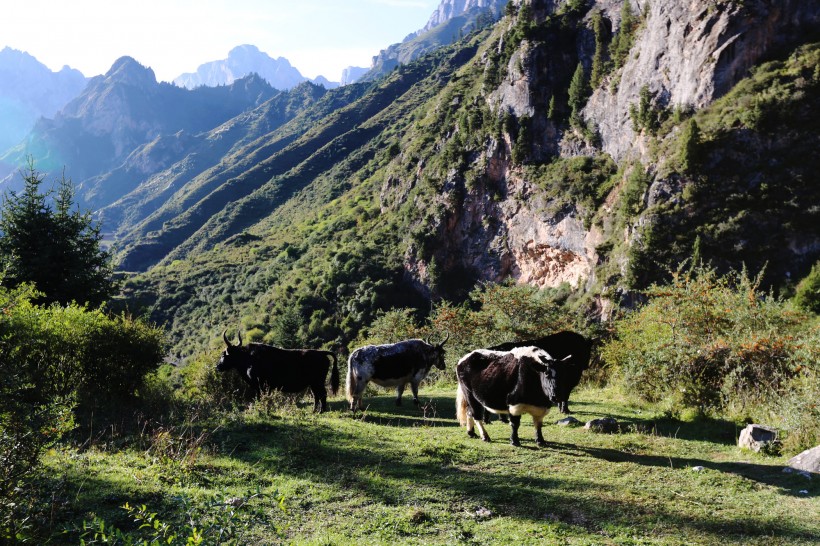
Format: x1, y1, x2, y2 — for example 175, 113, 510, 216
601, 265, 819, 448
0, 285, 166, 540
793, 260, 820, 314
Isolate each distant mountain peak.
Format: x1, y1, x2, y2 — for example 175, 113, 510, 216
173, 45, 333, 90
105, 56, 157, 88
0, 48, 88, 154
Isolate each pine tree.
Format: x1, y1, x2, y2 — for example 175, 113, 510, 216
568, 62, 588, 126
611, 1, 638, 70
0, 160, 117, 306
590, 10, 609, 88
679, 118, 702, 173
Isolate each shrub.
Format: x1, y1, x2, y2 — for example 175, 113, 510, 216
602, 265, 819, 435
427, 282, 578, 367
70, 489, 284, 545
793, 260, 820, 314
0, 285, 165, 540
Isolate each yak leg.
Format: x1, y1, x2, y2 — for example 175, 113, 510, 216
474, 419, 491, 443
410, 381, 420, 406
508, 414, 522, 447
465, 394, 490, 442
465, 414, 479, 439
533, 415, 547, 447
350, 376, 368, 411
311, 383, 328, 413
395, 383, 406, 406
559, 401, 571, 414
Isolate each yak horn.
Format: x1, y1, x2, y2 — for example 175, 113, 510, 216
237, 330, 243, 346
223, 329, 232, 347
437, 334, 450, 347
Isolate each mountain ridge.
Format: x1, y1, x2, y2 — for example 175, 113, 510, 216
173, 44, 339, 90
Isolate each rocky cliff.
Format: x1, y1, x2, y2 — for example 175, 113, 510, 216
362, 0, 508, 81
583, 0, 820, 162
391, 0, 820, 299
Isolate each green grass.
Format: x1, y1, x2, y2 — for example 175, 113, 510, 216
38, 387, 819, 544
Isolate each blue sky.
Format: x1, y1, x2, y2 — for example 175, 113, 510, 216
2, 0, 440, 82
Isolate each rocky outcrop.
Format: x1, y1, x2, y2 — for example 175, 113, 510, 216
584, 0, 820, 162
423, 0, 509, 33
363, 0, 509, 82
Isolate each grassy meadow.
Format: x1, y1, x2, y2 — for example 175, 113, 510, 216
40, 386, 819, 545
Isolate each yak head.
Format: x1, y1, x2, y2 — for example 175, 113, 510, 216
426, 334, 449, 370
217, 329, 248, 372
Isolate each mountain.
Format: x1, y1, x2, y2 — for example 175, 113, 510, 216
108, 0, 820, 359
3, 0, 818, 360
340, 66, 369, 86
0, 47, 87, 153
173, 44, 337, 90
0, 56, 277, 198
361, 0, 508, 81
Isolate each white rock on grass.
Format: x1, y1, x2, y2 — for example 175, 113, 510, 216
787, 445, 820, 475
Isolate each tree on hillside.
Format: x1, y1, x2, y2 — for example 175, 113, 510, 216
568, 61, 588, 126
0, 160, 117, 307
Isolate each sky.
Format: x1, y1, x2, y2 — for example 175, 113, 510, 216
1, 0, 440, 82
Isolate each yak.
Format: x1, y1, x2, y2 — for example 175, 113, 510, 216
216, 330, 339, 413
488, 330, 592, 414
346, 336, 448, 411
456, 346, 570, 447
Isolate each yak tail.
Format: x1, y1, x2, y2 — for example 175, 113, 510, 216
455, 383, 469, 427
324, 351, 340, 395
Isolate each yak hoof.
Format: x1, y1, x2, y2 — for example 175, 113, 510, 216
481, 436, 492, 443
467, 430, 479, 439
395, 398, 402, 406
510, 439, 521, 447
536, 440, 547, 448
413, 398, 420, 406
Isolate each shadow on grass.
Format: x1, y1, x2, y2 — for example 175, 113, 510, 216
570, 442, 817, 498
210, 409, 819, 544
44, 393, 818, 544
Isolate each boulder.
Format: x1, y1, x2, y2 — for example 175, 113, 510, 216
556, 416, 582, 427
787, 446, 820, 475
738, 424, 778, 453
584, 417, 618, 433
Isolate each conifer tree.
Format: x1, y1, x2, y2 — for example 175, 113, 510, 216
590, 10, 609, 88
0, 160, 116, 307
568, 62, 588, 126
679, 118, 702, 173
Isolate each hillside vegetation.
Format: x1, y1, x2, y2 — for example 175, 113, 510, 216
117, 1, 819, 363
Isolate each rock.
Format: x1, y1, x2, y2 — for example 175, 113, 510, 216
556, 416, 581, 427
584, 417, 618, 433
787, 446, 820, 475
692, 466, 705, 472
738, 424, 778, 453
474, 507, 493, 519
